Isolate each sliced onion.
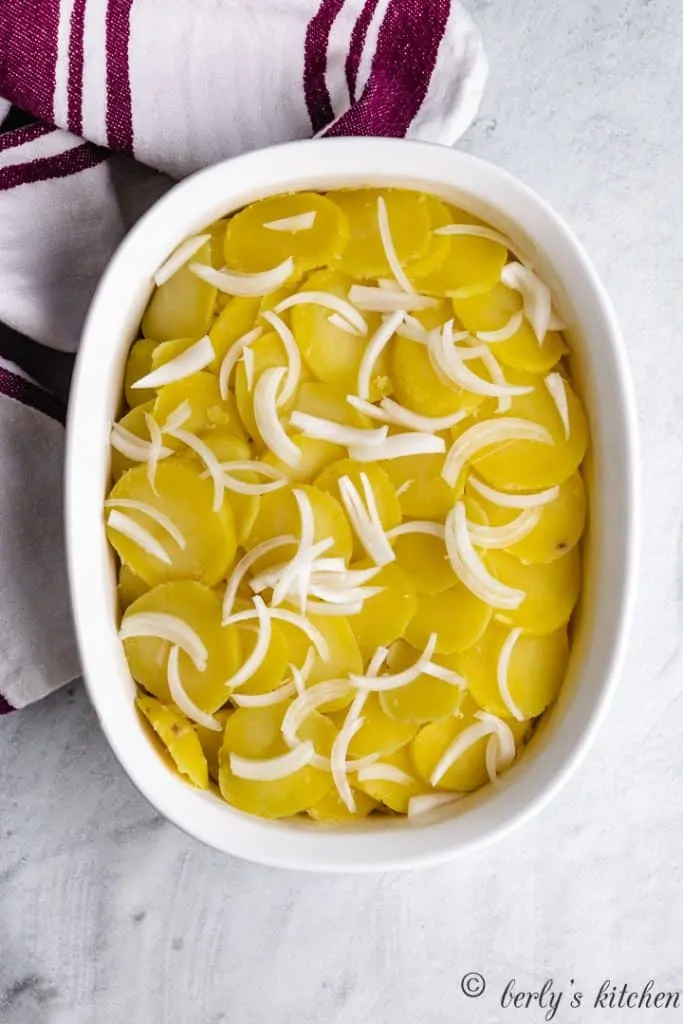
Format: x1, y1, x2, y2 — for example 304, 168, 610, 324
357, 763, 415, 785
367, 645, 389, 677
328, 313, 363, 335
357, 310, 404, 400
120, 612, 207, 670
242, 346, 255, 391
434, 223, 531, 266
349, 285, 437, 313
445, 503, 525, 609
107, 510, 171, 565
224, 596, 272, 691
442, 417, 553, 488
189, 257, 294, 297
222, 534, 296, 621
253, 366, 302, 467
476, 347, 514, 414
544, 372, 570, 439
218, 326, 263, 400
501, 263, 551, 343
430, 718, 498, 786
260, 311, 302, 406
549, 310, 567, 330
308, 583, 383, 605
349, 432, 445, 462
104, 499, 186, 550
143, 412, 164, 493
394, 480, 414, 498
496, 627, 526, 722
231, 679, 298, 708
281, 680, 352, 748
377, 278, 404, 293
338, 474, 395, 566
477, 710, 516, 781
379, 398, 467, 432
466, 508, 541, 549
263, 211, 316, 232
429, 321, 531, 400
230, 741, 314, 781
110, 422, 173, 463
132, 335, 214, 390
332, 713, 365, 812
468, 475, 560, 510
476, 311, 524, 343
217, 460, 288, 495
289, 410, 388, 448
422, 662, 466, 687
167, 646, 221, 730
351, 634, 437, 692
396, 313, 430, 344
224, 606, 330, 661
377, 195, 414, 294
310, 565, 382, 588
387, 521, 445, 541
154, 234, 211, 286
165, 426, 224, 512
249, 539, 333, 602
408, 792, 465, 818
275, 291, 368, 335
272, 488, 314, 608
161, 400, 192, 433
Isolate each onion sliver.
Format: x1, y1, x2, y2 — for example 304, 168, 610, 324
349, 432, 445, 462
107, 510, 172, 565
231, 679, 298, 708
387, 520, 445, 541
289, 410, 388, 448
442, 417, 553, 488
263, 211, 317, 232
468, 475, 560, 510
165, 426, 224, 512
377, 195, 414, 294
357, 763, 415, 786
167, 646, 221, 731
357, 310, 404, 400
430, 718, 498, 786
242, 347, 255, 391
501, 262, 551, 343
476, 311, 524, 343
434, 223, 531, 266
496, 627, 526, 722
338, 474, 395, 566
331, 714, 365, 812
224, 606, 330, 661
154, 234, 211, 286
161, 400, 192, 433
275, 291, 367, 335
224, 596, 272, 691
422, 662, 466, 688
281, 680, 352, 749
254, 367, 302, 467
230, 741, 315, 781
396, 313, 429, 344
144, 413, 164, 493
408, 793, 465, 818
272, 488, 314, 608
445, 502, 525, 609
328, 313, 363, 335
189, 257, 294, 297
429, 321, 531, 400
260, 311, 302, 406
104, 499, 186, 550
477, 710, 516, 781
349, 285, 437, 313
222, 534, 296, 621
544, 372, 570, 439
350, 634, 437, 691
466, 508, 541, 549
120, 612, 207, 671
110, 422, 173, 463
132, 335, 214, 390
379, 398, 467, 432
218, 326, 263, 400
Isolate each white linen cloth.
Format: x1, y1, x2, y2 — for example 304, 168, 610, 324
0, 0, 487, 710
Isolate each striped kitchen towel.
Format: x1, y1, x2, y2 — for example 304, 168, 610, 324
0, 0, 487, 711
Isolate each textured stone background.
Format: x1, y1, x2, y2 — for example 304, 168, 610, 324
2, 2, 683, 1021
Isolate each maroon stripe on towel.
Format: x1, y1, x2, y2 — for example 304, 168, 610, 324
0, 123, 54, 154
0, 141, 108, 193
0, 367, 66, 425
0, 0, 61, 123
345, 0, 379, 102
67, 0, 88, 135
304, 0, 345, 134
324, 0, 449, 138
0, 692, 14, 715
105, 0, 135, 151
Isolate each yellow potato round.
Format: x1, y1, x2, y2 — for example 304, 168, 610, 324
218, 704, 335, 818
351, 562, 418, 650
224, 192, 349, 276
381, 452, 458, 522
392, 531, 456, 594
195, 709, 231, 782
117, 564, 150, 612
405, 584, 492, 655
209, 296, 260, 370
453, 283, 567, 373
406, 196, 452, 279
307, 785, 377, 822
136, 694, 209, 788
124, 339, 158, 407
391, 334, 483, 417
279, 614, 362, 705
262, 435, 342, 483
234, 622, 290, 696
378, 641, 464, 724
106, 457, 237, 587
353, 745, 429, 813
142, 239, 216, 342
153, 372, 238, 438
123, 581, 242, 713
331, 188, 431, 279
488, 546, 581, 634
411, 209, 507, 297
346, 694, 419, 760
457, 620, 568, 719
